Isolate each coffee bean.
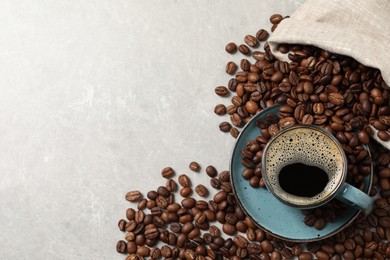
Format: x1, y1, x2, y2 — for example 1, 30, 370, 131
260, 240, 273, 253
245, 100, 259, 114
233, 234, 249, 248
126, 190, 142, 202
328, 92, 345, 106
157, 186, 170, 197
239, 59, 250, 72
166, 179, 177, 192
215, 86, 229, 97
270, 14, 283, 24
357, 129, 370, 144
214, 191, 228, 203
230, 127, 240, 138
379, 217, 390, 228
118, 219, 127, 231
377, 130, 390, 141
137, 245, 150, 257
181, 198, 196, 209
180, 187, 192, 197
313, 103, 325, 115
298, 252, 313, 260
214, 104, 227, 115
219, 170, 230, 182
256, 29, 269, 41
126, 208, 136, 221
205, 165, 218, 177
144, 224, 159, 240
244, 35, 258, 47
225, 42, 237, 54
210, 177, 221, 189
177, 174, 190, 188
279, 116, 295, 128
226, 62, 237, 75
137, 199, 147, 210
189, 161, 200, 172
238, 44, 251, 55
219, 121, 232, 132
269, 71, 283, 83
116, 240, 127, 253
195, 184, 208, 197
302, 114, 314, 124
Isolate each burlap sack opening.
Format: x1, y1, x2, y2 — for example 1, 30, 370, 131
268, 0, 390, 149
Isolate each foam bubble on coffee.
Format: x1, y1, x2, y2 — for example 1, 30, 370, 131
263, 127, 345, 206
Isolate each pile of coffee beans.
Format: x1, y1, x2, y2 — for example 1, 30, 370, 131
215, 21, 389, 142
117, 159, 390, 259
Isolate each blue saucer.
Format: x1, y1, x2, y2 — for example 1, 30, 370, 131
230, 104, 372, 242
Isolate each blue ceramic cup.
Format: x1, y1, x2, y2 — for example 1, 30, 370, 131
261, 125, 372, 210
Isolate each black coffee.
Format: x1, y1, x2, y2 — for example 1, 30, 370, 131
278, 163, 329, 197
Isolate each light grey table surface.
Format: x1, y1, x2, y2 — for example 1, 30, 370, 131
0, 1, 304, 259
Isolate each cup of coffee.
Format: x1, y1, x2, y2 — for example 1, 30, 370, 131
261, 124, 372, 210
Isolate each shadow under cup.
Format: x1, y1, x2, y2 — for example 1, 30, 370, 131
262, 125, 348, 209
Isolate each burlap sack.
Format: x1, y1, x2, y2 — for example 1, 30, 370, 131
268, 0, 390, 149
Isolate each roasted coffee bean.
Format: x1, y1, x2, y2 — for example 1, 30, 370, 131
126, 190, 142, 202
246, 100, 259, 114
298, 252, 313, 260
240, 59, 250, 71
116, 240, 127, 254
328, 92, 345, 106
156, 196, 168, 209
226, 62, 237, 75
379, 217, 390, 228
137, 246, 150, 257
219, 121, 232, 132
256, 29, 269, 41
244, 35, 258, 47
238, 44, 251, 55
118, 219, 127, 231
214, 104, 227, 115
314, 217, 326, 230
234, 234, 249, 248
181, 198, 196, 209
161, 166, 175, 178
230, 127, 240, 138
225, 42, 237, 54
195, 184, 208, 197
188, 162, 200, 172
260, 240, 273, 253
206, 165, 218, 177
165, 179, 177, 192
157, 186, 170, 197
150, 247, 161, 259
180, 187, 192, 197
302, 114, 314, 124
377, 130, 390, 141
215, 86, 229, 97
214, 191, 228, 203
144, 224, 159, 240
270, 14, 283, 24
279, 116, 295, 128
178, 174, 191, 187
210, 177, 221, 189
135, 210, 145, 224
219, 170, 230, 182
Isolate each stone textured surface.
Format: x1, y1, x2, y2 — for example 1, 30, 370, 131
0, 0, 303, 259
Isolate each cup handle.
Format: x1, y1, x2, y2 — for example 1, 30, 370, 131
335, 183, 372, 211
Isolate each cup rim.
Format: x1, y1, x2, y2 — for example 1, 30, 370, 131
261, 124, 348, 209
